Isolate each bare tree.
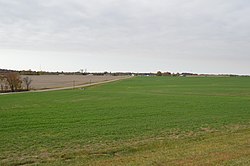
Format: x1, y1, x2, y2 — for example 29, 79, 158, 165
5, 72, 22, 92
0, 75, 4, 92
23, 77, 32, 91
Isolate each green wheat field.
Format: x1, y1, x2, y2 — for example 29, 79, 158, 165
0, 77, 250, 165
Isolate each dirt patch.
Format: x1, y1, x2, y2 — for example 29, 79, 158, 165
21, 75, 127, 90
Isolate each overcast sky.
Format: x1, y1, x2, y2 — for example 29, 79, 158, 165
0, 0, 249, 74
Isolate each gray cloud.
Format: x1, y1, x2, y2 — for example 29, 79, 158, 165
0, 0, 250, 74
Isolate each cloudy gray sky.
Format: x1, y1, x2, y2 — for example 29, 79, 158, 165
0, 0, 249, 74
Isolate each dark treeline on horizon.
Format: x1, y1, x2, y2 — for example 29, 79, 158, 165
0, 68, 247, 77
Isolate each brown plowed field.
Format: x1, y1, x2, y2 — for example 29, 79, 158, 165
21, 75, 127, 90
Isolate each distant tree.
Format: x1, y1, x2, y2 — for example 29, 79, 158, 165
156, 71, 162, 76
172, 72, 180, 77
4, 72, 22, 92
80, 69, 84, 74
23, 77, 32, 91
162, 72, 172, 76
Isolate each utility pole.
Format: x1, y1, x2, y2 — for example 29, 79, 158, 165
73, 80, 75, 89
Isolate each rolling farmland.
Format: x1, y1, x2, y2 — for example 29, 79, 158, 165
0, 77, 249, 165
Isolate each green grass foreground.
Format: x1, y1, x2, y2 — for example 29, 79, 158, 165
0, 77, 250, 165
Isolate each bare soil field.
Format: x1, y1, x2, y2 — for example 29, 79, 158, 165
21, 75, 127, 90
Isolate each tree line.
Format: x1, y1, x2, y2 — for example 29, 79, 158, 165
0, 72, 32, 93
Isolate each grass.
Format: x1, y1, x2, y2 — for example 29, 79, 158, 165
0, 76, 249, 165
